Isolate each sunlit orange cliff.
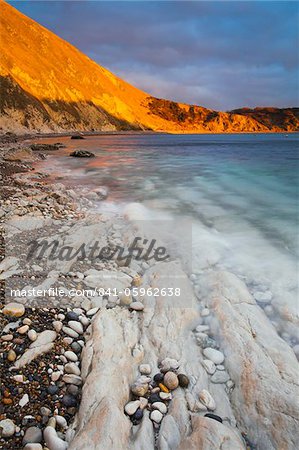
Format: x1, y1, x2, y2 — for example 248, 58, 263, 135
0, 0, 298, 134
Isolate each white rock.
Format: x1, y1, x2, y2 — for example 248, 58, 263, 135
24, 444, 43, 450
51, 371, 62, 382
19, 393, 29, 407
160, 357, 179, 372
64, 362, 81, 376
28, 329, 37, 342
139, 397, 148, 410
124, 400, 140, 416
152, 402, 167, 414
79, 315, 89, 327
17, 324, 29, 334
203, 348, 224, 365
55, 415, 68, 429
211, 371, 230, 384
202, 359, 216, 375
0, 418, 15, 437
159, 392, 172, 401
195, 324, 210, 333
139, 364, 151, 375
62, 326, 79, 339
130, 301, 144, 311
201, 308, 210, 317
150, 410, 163, 423
62, 374, 82, 385
30, 330, 57, 348
2, 302, 25, 317
53, 321, 63, 332
254, 290, 272, 303
64, 351, 78, 362
86, 307, 99, 317
43, 426, 68, 450
199, 389, 216, 410
68, 321, 83, 334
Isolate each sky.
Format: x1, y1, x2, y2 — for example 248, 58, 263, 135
9, 1, 299, 111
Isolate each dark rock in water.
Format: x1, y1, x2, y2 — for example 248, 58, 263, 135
70, 150, 95, 158
178, 374, 189, 388
30, 143, 61, 151
66, 311, 79, 321
71, 135, 84, 140
131, 408, 143, 425
153, 373, 164, 383
148, 393, 161, 404
62, 394, 78, 407
204, 413, 223, 423
47, 385, 59, 395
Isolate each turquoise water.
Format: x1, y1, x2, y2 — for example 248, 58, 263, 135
35, 133, 299, 339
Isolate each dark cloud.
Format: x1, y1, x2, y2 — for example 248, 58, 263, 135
9, 0, 299, 110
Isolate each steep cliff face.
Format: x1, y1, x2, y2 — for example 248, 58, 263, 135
0, 1, 298, 134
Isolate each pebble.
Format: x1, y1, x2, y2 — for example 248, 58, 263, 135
68, 320, 83, 334
65, 362, 81, 376
64, 351, 78, 362
62, 326, 79, 338
24, 444, 43, 450
139, 397, 148, 410
63, 337, 73, 345
131, 382, 148, 397
177, 373, 189, 388
23, 426, 43, 444
86, 307, 99, 316
152, 402, 167, 414
7, 349, 17, 362
40, 407, 51, 417
55, 415, 68, 429
51, 371, 62, 382
199, 389, 216, 411
159, 383, 169, 393
47, 385, 59, 395
160, 358, 179, 372
2, 302, 25, 317
13, 374, 24, 382
254, 290, 272, 303
159, 392, 172, 401
66, 311, 79, 321
62, 394, 77, 407
28, 329, 37, 341
150, 410, 163, 423
148, 393, 161, 404
1, 333, 13, 341
0, 418, 16, 437
71, 342, 82, 354
62, 374, 82, 385
153, 373, 164, 383
195, 324, 210, 333
118, 292, 132, 306
163, 371, 179, 390
202, 359, 216, 375
131, 408, 143, 425
53, 321, 63, 332
124, 400, 140, 416
19, 393, 29, 407
17, 324, 29, 334
203, 348, 224, 365
130, 301, 144, 311
79, 315, 89, 327
211, 371, 230, 384
139, 364, 151, 375
23, 318, 32, 325
44, 426, 68, 450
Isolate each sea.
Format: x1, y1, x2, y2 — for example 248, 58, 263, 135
33, 132, 299, 342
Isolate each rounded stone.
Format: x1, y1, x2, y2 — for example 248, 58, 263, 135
150, 410, 163, 424
0, 418, 16, 437
62, 374, 82, 385
64, 362, 81, 376
66, 311, 79, 321
160, 358, 179, 373
23, 426, 43, 444
62, 394, 77, 407
64, 351, 78, 362
202, 359, 216, 375
203, 348, 224, 365
47, 385, 59, 395
71, 342, 82, 354
153, 373, 164, 383
68, 320, 83, 334
131, 408, 143, 425
24, 444, 43, 450
199, 389, 216, 411
152, 402, 167, 414
53, 321, 63, 333
2, 302, 25, 318
62, 326, 79, 339
18, 324, 29, 334
7, 349, 17, 362
163, 371, 179, 390
131, 382, 148, 397
139, 364, 151, 375
130, 302, 144, 311
28, 329, 37, 342
148, 393, 161, 404
178, 373, 189, 388
124, 400, 140, 416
